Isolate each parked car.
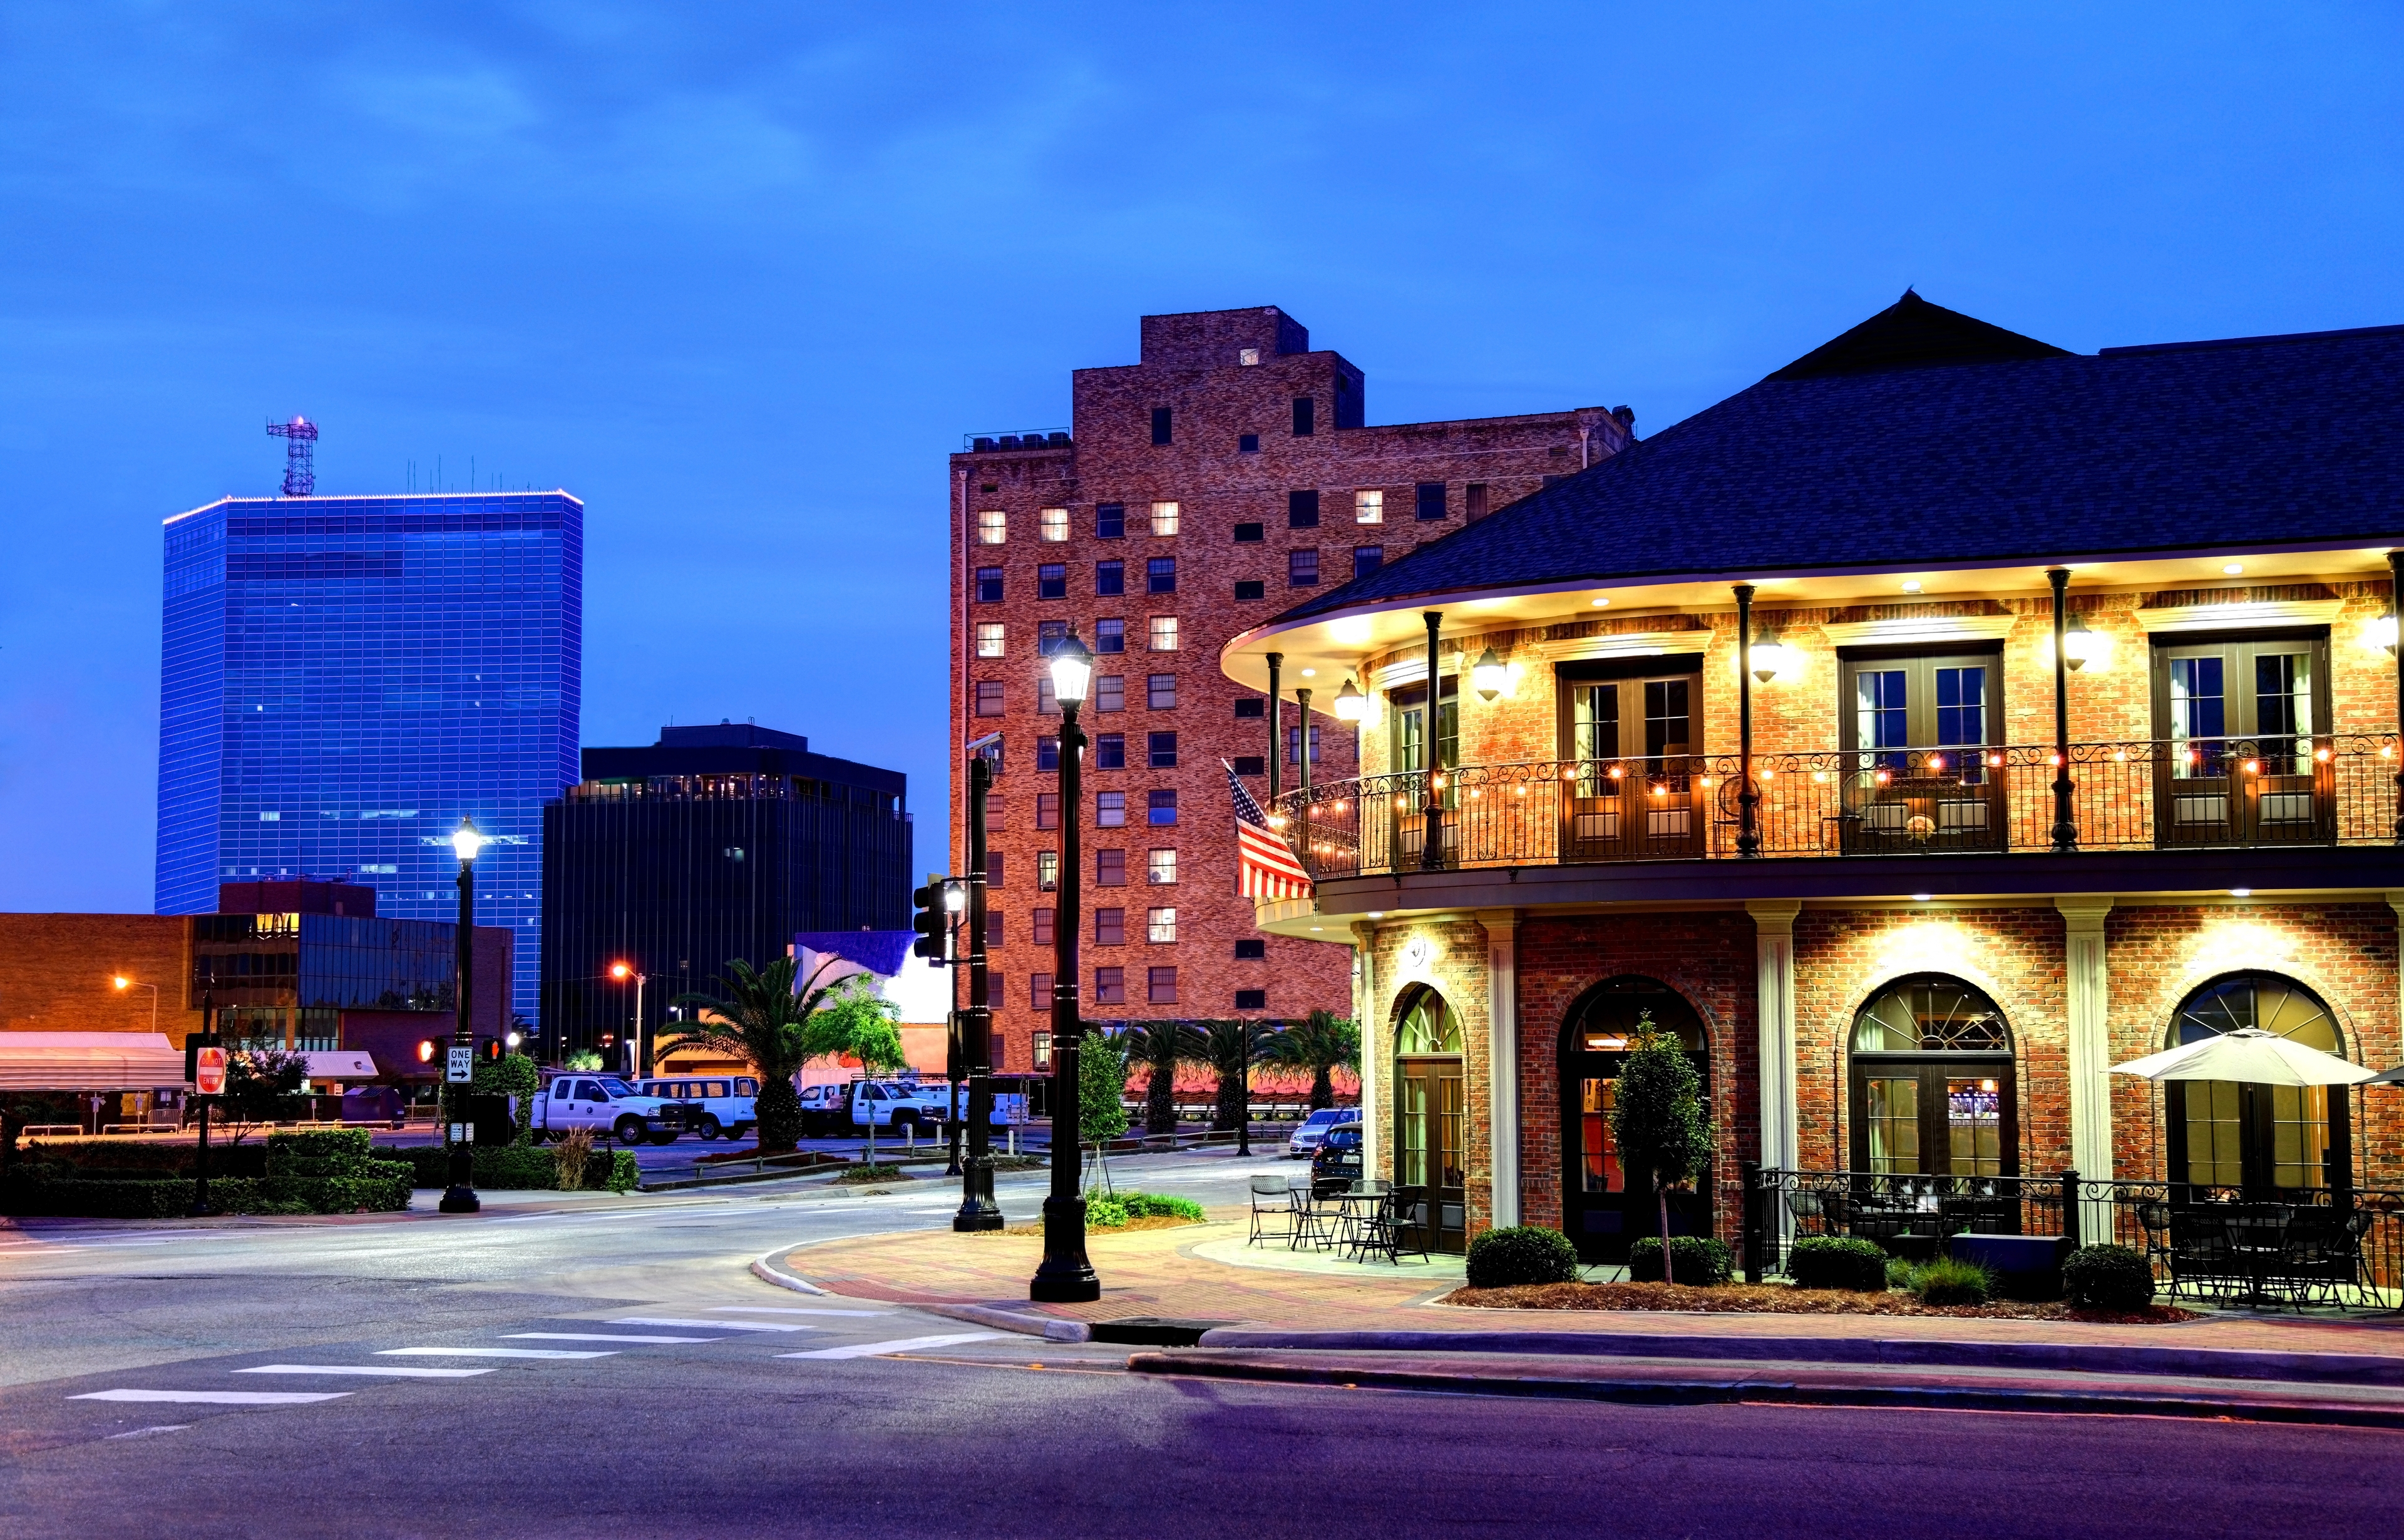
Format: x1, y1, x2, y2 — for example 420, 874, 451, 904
637, 1076, 758, 1141
796, 1079, 950, 1137
1310, 1123, 1364, 1196
1285, 1107, 1360, 1159
531, 1075, 688, 1145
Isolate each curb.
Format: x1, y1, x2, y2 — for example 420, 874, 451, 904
1126, 1352, 2404, 1429
747, 1240, 1091, 1342
1189, 1328, 2404, 1390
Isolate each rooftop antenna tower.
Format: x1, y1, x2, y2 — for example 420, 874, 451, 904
266, 415, 317, 496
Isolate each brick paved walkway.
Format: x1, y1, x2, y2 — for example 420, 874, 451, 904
786, 1219, 2404, 1357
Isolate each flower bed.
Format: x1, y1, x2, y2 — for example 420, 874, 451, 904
1441, 1280, 2194, 1323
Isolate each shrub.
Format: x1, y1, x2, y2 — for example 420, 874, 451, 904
1626, 1235, 1733, 1285
2062, 1243, 2156, 1312
1786, 1235, 1891, 1291
552, 1127, 595, 1190
381, 1142, 634, 1193
1086, 1196, 1131, 1228
265, 1129, 374, 1178
0, 1167, 410, 1218
1117, 1192, 1205, 1221
1465, 1225, 1581, 1288
1908, 1256, 1994, 1306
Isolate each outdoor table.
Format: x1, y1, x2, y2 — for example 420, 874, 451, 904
2222, 1205, 2293, 1308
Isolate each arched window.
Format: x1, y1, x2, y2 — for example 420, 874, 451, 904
1847, 974, 2015, 1179
2166, 973, 2348, 1192
1391, 986, 1465, 1253
1395, 988, 1462, 1055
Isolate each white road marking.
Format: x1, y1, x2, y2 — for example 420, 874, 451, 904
105, 1425, 190, 1439
608, 1317, 816, 1333
778, 1333, 1003, 1360
235, 1364, 493, 1378
506, 1332, 722, 1344
712, 1306, 890, 1317
376, 1347, 615, 1359
73, 1390, 351, 1405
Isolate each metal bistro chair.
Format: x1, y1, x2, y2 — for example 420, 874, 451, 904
1287, 1178, 1336, 1253
1247, 1173, 1295, 1247
1352, 1183, 1431, 1266
1336, 1179, 1392, 1262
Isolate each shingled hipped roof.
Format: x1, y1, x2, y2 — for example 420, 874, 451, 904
1272, 292, 2404, 625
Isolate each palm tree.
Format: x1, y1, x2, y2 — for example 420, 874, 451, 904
1198, 1019, 1278, 1133
662, 956, 849, 1152
1266, 1009, 1360, 1111
1120, 1020, 1204, 1134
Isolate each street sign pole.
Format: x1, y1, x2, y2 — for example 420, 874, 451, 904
189, 992, 220, 1218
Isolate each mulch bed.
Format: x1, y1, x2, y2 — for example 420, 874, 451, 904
1442, 1280, 2194, 1323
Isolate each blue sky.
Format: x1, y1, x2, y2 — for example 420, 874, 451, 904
3, 3, 2399, 910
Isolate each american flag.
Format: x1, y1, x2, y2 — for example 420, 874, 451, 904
1225, 759, 1314, 901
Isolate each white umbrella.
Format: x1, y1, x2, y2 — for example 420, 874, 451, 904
2111, 1027, 2377, 1087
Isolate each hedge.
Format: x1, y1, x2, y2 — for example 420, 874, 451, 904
1626, 1235, 1733, 1285
10, 1141, 270, 1179
1786, 1235, 1893, 1291
1465, 1225, 1581, 1288
383, 1144, 637, 1193
2062, 1243, 2155, 1311
0, 1167, 413, 1218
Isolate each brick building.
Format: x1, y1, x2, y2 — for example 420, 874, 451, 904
950, 306, 1631, 1072
1226, 292, 2404, 1259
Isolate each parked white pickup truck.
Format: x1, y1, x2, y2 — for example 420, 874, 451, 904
532, 1075, 687, 1145
796, 1080, 950, 1137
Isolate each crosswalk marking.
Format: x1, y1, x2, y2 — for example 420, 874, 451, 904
713, 1306, 890, 1317
73, 1389, 351, 1405
506, 1332, 722, 1344
608, 1317, 816, 1333
376, 1347, 615, 1360
778, 1333, 1002, 1360
235, 1364, 494, 1378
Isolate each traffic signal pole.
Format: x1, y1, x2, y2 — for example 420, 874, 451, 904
954, 750, 1003, 1231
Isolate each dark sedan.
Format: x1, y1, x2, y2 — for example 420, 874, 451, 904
1309, 1123, 1362, 1196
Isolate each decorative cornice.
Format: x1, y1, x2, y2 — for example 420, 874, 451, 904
2134, 598, 2343, 634
1523, 630, 1711, 665
1819, 615, 2018, 648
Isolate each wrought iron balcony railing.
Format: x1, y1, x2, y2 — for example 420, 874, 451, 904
1268, 736, 2401, 878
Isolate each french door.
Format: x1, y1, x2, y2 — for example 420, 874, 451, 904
1396, 1056, 1467, 1253
1848, 1060, 2018, 1178
2152, 634, 2333, 848
1837, 650, 2003, 853
1389, 677, 1459, 866
1558, 662, 1705, 860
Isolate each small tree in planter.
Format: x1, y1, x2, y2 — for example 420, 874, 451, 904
1607, 1013, 1713, 1285
1077, 1022, 1131, 1194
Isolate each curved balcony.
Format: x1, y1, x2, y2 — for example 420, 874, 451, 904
1270, 736, 2401, 880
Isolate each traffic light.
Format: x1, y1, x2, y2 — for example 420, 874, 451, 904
416, 1039, 438, 1065
910, 880, 950, 961
480, 1039, 504, 1064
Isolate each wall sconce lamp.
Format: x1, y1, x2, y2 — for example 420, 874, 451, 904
2062, 614, 2105, 672
1471, 647, 1508, 701
1332, 677, 1366, 722
2365, 610, 2400, 657
1749, 632, 1797, 684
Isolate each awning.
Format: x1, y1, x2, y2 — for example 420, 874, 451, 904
302, 1050, 379, 1082
0, 1032, 187, 1092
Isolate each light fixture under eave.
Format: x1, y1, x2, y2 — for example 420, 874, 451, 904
1471, 646, 1507, 701
1901, 580, 1923, 594
2366, 612, 2400, 656
2222, 563, 2244, 575
1591, 597, 1610, 608
2061, 614, 2104, 672
1332, 677, 1366, 722
1749, 634, 1796, 684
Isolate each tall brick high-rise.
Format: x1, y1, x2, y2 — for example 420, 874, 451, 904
950, 306, 1630, 1071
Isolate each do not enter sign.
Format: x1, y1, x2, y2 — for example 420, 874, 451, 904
194, 1046, 227, 1096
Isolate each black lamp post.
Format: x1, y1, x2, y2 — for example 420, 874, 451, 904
1031, 631, 1100, 1303
440, 818, 485, 1214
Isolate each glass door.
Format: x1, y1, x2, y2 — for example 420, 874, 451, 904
1556, 976, 1712, 1263
2154, 637, 2331, 847
1559, 664, 1704, 861
1837, 652, 2002, 853
1397, 1059, 1467, 1253
1389, 677, 1457, 866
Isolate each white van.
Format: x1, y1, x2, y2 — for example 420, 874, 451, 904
637, 1076, 758, 1141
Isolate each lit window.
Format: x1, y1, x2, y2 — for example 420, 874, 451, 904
1148, 907, 1178, 943
1039, 506, 1069, 542
1034, 1029, 1052, 1068
1037, 851, 1059, 890
1148, 848, 1177, 884
1150, 617, 1179, 651
977, 510, 1007, 545
975, 622, 1005, 658
1151, 501, 1180, 536
1238, 347, 1260, 366
1355, 489, 1384, 525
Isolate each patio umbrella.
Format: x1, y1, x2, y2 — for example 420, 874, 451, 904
2110, 1028, 2378, 1087
2366, 1063, 2404, 1084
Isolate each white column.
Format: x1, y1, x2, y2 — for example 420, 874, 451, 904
1747, 900, 1801, 1174
2058, 896, 2115, 1182
1352, 920, 1380, 1183
1476, 908, 1519, 1228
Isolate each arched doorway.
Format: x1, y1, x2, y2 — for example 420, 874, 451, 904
1847, 975, 2017, 1178
1392, 987, 1467, 1254
2165, 973, 2351, 1194
1558, 976, 1710, 1265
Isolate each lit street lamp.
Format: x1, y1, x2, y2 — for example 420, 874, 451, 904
1030, 630, 1099, 1303
113, 975, 159, 1033
610, 962, 647, 1077
441, 818, 485, 1214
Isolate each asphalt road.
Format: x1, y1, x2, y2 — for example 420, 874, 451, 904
2, 1149, 2396, 1539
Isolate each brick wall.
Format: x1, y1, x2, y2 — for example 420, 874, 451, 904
0, 915, 200, 1044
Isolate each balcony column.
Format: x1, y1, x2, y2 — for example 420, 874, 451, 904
1295, 687, 1313, 870
1266, 652, 1284, 810
2048, 567, 2078, 852
1476, 908, 1519, 1229
1352, 920, 1381, 1181
2058, 896, 2115, 1188
1734, 584, 1760, 856
1746, 900, 1800, 1179
1421, 611, 1444, 870
2390, 550, 2403, 844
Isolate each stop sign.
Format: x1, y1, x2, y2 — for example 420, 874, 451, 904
194, 1046, 227, 1096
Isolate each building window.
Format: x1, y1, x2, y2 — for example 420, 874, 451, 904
1149, 616, 1179, 651
1234, 938, 1266, 960
1288, 490, 1320, 528
973, 681, 1005, 717
1288, 550, 1319, 587
2165, 973, 2346, 1190
1238, 433, 1260, 453
1096, 560, 1125, 596
1096, 849, 1126, 886
1037, 736, 1059, 771
1233, 521, 1264, 543
1415, 482, 1446, 521
1096, 502, 1125, 539
1235, 580, 1265, 601
1232, 754, 1265, 776
1235, 988, 1266, 1010
1148, 967, 1178, 1004
1150, 501, 1180, 536
977, 509, 1007, 545
1038, 563, 1067, 600
1033, 1028, 1052, 1068
1238, 347, 1260, 366
989, 853, 1005, 888
1147, 789, 1178, 825
1355, 489, 1384, 525
1037, 850, 1059, 890
1031, 975, 1052, 1013
1038, 506, 1068, 542
1234, 697, 1265, 720
975, 567, 1003, 603
1148, 907, 1178, 943
1847, 974, 2014, 1179
1151, 408, 1172, 446
1147, 557, 1176, 594
1037, 679, 1059, 717
1036, 793, 1059, 829
1148, 731, 1178, 768
986, 913, 1005, 948
1096, 675, 1125, 712
1094, 967, 1127, 1005
1036, 619, 1068, 655
1292, 397, 1315, 436
1097, 791, 1126, 827
1095, 732, 1126, 769
1095, 618, 1125, 654
1148, 674, 1177, 710
1285, 725, 1322, 764
1466, 483, 1489, 520
1148, 848, 1178, 884
1095, 908, 1125, 945
1353, 546, 1383, 580
1032, 908, 1055, 947
975, 622, 1005, 658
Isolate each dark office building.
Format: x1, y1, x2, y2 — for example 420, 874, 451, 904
540, 723, 910, 1064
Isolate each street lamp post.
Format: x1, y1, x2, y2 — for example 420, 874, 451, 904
113, 975, 159, 1033
1031, 632, 1099, 1303
441, 818, 485, 1214
610, 963, 647, 1078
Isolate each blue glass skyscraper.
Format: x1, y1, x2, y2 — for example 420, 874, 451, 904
157, 491, 583, 1025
